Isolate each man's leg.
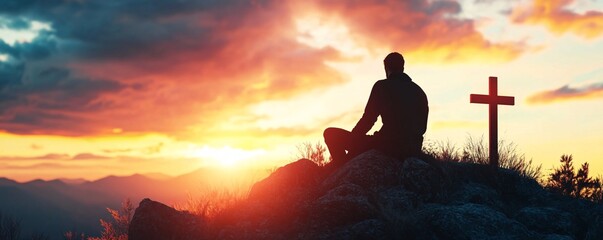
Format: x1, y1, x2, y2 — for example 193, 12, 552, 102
323, 127, 351, 164
324, 127, 373, 168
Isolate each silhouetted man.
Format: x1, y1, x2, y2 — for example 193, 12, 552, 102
324, 52, 428, 168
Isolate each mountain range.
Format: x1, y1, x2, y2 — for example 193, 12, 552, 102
0, 167, 268, 239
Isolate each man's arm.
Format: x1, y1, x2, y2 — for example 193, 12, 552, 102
352, 82, 380, 135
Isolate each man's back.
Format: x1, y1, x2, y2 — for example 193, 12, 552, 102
352, 72, 428, 155
323, 52, 429, 165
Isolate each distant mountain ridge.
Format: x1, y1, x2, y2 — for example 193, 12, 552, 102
0, 167, 269, 239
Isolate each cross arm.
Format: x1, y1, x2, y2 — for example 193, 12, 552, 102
470, 94, 515, 105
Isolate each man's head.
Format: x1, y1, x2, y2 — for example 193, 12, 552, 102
384, 52, 405, 77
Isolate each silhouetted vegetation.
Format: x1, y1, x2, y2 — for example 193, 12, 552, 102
86, 199, 133, 240
63, 231, 87, 240
173, 187, 248, 219
296, 141, 330, 167
0, 212, 49, 240
0, 212, 20, 240
422, 136, 542, 180
545, 154, 602, 203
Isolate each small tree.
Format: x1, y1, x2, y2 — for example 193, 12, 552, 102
88, 199, 133, 240
296, 141, 330, 166
546, 154, 602, 202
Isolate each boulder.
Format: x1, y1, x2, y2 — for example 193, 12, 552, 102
416, 203, 534, 239
514, 207, 575, 236
322, 150, 401, 191
128, 198, 204, 240
312, 183, 378, 227
248, 158, 321, 208
450, 183, 504, 210
128, 151, 603, 240
400, 157, 445, 200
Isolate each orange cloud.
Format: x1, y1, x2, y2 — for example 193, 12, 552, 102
0, 1, 346, 138
512, 0, 603, 38
0, 0, 529, 141
310, 0, 525, 63
527, 83, 603, 104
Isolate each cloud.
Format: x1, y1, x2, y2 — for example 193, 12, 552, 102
0, 152, 115, 161
0, 153, 69, 161
0, 0, 531, 139
309, 0, 525, 63
0, 162, 79, 170
71, 153, 111, 160
0, 0, 346, 137
527, 83, 603, 104
511, 0, 603, 38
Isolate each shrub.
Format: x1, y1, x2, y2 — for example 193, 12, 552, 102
87, 199, 133, 240
296, 141, 330, 166
546, 154, 602, 202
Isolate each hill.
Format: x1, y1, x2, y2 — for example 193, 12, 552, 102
129, 150, 603, 239
0, 167, 268, 239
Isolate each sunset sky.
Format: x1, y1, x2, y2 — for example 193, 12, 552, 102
1, 0, 602, 182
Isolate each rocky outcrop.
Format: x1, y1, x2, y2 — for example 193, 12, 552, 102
129, 150, 603, 240
129, 198, 205, 240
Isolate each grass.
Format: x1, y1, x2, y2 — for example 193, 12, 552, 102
173, 186, 250, 220
422, 135, 542, 180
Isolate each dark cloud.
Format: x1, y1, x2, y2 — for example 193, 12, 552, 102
0, 0, 527, 138
0, 0, 345, 136
0, 17, 32, 29
527, 83, 603, 104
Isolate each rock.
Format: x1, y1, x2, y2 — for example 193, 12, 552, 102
128, 198, 204, 240
376, 186, 419, 217
450, 183, 504, 210
514, 207, 574, 236
323, 150, 401, 191
129, 151, 603, 240
584, 204, 603, 240
312, 183, 378, 227
212, 159, 322, 239
317, 219, 389, 240
542, 234, 574, 240
400, 157, 444, 200
248, 159, 321, 208
416, 203, 534, 239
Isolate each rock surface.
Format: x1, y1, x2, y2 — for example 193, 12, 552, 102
129, 150, 603, 240
129, 198, 204, 240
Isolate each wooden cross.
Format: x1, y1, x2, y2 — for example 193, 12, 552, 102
470, 76, 515, 168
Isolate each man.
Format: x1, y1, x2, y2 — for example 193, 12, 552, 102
323, 52, 428, 168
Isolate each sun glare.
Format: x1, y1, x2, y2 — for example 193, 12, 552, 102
188, 145, 266, 168
295, 14, 364, 56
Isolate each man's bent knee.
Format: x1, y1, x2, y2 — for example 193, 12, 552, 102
323, 127, 342, 143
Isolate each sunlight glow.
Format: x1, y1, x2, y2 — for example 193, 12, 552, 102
295, 14, 365, 56
187, 145, 266, 168
0, 54, 7, 62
